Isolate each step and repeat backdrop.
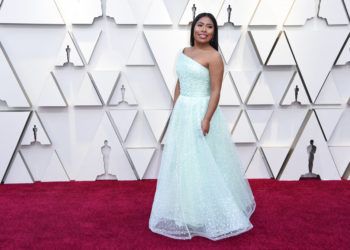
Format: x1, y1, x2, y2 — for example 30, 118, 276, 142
0, 0, 349, 184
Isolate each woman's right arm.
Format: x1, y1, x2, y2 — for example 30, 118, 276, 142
173, 79, 180, 107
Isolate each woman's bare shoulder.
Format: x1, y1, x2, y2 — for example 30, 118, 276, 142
208, 50, 223, 64
182, 47, 191, 53
208, 49, 221, 58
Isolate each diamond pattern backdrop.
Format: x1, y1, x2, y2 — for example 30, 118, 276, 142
0, 0, 349, 184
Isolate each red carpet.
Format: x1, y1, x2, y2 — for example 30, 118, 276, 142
0, 179, 348, 249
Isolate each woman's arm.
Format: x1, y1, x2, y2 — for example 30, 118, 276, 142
201, 52, 224, 135
204, 52, 224, 121
173, 79, 180, 107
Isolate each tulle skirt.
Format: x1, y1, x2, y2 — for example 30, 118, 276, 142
149, 94, 256, 240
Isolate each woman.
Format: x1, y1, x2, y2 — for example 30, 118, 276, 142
149, 12, 256, 241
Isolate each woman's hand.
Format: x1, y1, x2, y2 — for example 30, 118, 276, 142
201, 118, 210, 136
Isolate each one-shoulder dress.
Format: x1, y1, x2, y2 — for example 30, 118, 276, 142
149, 50, 256, 241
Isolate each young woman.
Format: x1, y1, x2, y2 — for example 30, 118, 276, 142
149, 12, 256, 241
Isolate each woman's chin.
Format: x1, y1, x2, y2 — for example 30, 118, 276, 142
195, 39, 211, 44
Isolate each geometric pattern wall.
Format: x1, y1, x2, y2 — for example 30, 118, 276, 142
0, 0, 349, 184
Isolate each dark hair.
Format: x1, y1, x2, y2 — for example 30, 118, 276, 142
190, 12, 219, 51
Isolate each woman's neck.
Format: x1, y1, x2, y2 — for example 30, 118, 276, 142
193, 42, 211, 51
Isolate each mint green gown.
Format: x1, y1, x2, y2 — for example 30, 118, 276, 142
149, 51, 256, 241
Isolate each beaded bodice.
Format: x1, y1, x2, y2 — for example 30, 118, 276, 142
176, 52, 210, 97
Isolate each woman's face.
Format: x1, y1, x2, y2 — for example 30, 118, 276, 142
193, 16, 214, 45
